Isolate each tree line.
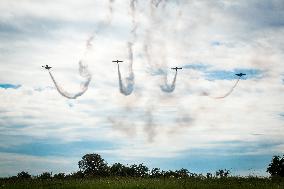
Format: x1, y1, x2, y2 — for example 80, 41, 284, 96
2, 153, 284, 180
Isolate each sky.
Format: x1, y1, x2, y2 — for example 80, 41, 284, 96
0, 0, 284, 177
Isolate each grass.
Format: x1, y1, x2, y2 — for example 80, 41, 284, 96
1, 177, 284, 189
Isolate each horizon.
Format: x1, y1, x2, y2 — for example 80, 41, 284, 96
0, 0, 284, 177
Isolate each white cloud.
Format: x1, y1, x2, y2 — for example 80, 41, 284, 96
0, 0, 283, 175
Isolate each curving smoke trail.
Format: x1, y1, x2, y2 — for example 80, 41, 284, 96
117, 42, 135, 96
130, 0, 138, 40
160, 70, 178, 93
144, 0, 180, 93
202, 77, 242, 99
85, 0, 115, 51
212, 77, 241, 99
46, 0, 114, 99
116, 0, 137, 96
48, 62, 92, 99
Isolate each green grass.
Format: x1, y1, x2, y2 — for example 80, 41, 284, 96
1, 177, 284, 189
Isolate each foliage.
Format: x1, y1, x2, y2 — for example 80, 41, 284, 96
206, 172, 213, 178
17, 171, 31, 179
1, 153, 284, 188
38, 172, 52, 180
267, 155, 284, 177
53, 173, 65, 179
150, 168, 162, 178
67, 171, 84, 179
78, 153, 109, 177
128, 164, 149, 177
175, 168, 189, 178
0, 177, 283, 189
216, 169, 230, 178
110, 163, 127, 177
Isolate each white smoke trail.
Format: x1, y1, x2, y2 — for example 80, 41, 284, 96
84, 0, 115, 52
160, 70, 178, 93
202, 77, 241, 99
46, 0, 114, 99
48, 62, 92, 99
212, 77, 241, 99
130, 0, 138, 40
116, 0, 137, 96
144, 0, 180, 93
117, 42, 135, 96
108, 0, 115, 22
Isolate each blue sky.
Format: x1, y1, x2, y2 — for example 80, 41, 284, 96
0, 0, 284, 177
0, 84, 21, 89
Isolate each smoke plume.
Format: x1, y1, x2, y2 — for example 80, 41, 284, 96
160, 70, 178, 93
202, 77, 242, 99
116, 0, 137, 96
117, 42, 135, 96
212, 77, 241, 99
46, 0, 115, 99
48, 62, 92, 99
144, 0, 180, 93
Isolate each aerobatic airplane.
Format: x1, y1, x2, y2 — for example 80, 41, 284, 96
235, 73, 246, 77
171, 67, 182, 71
112, 60, 123, 64
42, 65, 52, 70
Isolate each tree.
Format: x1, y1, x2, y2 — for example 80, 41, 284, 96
206, 173, 212, 179
216, 169, 230, 178
110, 163, 127, 176
17, 171, 31, 179
38, 172, 52, 179
267, 155, 284, 177
164, 170, 178, 178
135, 164, 149, 177
67, 171, 84, 179
150, 168, 162, 178
124, 164, 149, 177
53, 173, 65, 179
78, 153, 109, 176
175, 168, 189, 178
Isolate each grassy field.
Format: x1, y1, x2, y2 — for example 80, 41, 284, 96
1, 177, 284, 189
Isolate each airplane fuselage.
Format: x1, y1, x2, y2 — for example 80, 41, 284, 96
235, 73, 246, 77
171, 67, 182, 71
42, 65, 52, 70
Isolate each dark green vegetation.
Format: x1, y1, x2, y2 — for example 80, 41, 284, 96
267, 155, 284, 177
1, 177, 284, 189
1, 154, 283, 189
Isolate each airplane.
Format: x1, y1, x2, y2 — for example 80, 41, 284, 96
171, 67, 182, 71
112, 60, 123, 64
235, 73, 246, 77
42, 65, 52, 70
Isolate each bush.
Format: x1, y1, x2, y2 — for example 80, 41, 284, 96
53, 173, 65, 179
17, 171, 31, 179
150, 168, 162, 178
267, 155, 284, 177
38, 172, 52, 179
67, 171, 84, 179
216, 169, 230, 178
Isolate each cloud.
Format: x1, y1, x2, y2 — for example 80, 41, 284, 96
0, 0, 283, 176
